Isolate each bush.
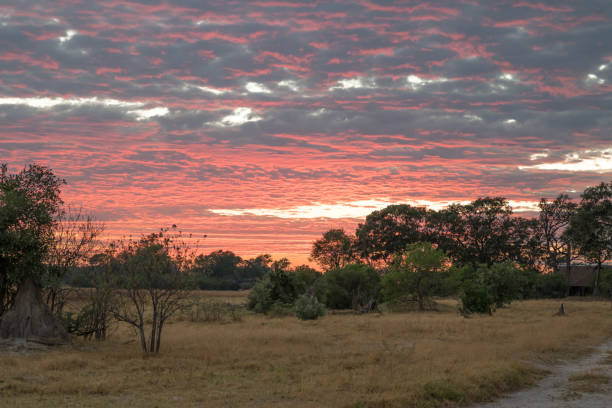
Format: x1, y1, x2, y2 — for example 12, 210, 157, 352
455, 262, 533, 308
247, 281, 274, 313
324, 263, 380, 310
292, 265, 323, 294
534, 273, 567, 298
461, 284, 494, 314
247, 268, 299, 314
59, 302, 111, 340
381, 242, 449, 311
481, 262, 525, 307
295, 294, 325, 320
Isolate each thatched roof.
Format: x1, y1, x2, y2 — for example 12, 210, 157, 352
558, 265, 612, 287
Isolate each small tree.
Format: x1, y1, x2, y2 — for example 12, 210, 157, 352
44, 206, 104, 315
381, 242, 448, 311
535, 195, 577, 274
461, 284, 494, 314
75, 252, 116, 340
247, 259, 300, 314
323, 263, 380, 310
291, 265, 323, 293
456, 262, 532, 313
481, 262, 528, 307
310, 229, 356, 271
110, 228, 193, 353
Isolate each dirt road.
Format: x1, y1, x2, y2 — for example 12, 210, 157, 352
474, 340, 612, 408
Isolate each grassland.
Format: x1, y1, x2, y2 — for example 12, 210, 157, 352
1, 294, 612, 408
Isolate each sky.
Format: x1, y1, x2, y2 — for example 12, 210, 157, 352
1, 1, 611, 265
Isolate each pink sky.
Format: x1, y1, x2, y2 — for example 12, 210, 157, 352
1, 1, 611, 265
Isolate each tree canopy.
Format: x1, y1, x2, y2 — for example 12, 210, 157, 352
567, 181, 612, 294
0, 164, 64, 315
356, 204, 427, 263
310, 228, 355, 271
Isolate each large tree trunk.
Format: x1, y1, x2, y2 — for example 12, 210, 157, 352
0, 277, 70, 345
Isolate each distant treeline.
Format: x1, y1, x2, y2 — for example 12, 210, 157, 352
64, 251, 311, 291
311, 187, 611, 288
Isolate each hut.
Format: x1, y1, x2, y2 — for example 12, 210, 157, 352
558, 264, 612, 296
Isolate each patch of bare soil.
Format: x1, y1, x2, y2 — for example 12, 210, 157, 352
474, 340, 612, 408
0, 338, 51, 354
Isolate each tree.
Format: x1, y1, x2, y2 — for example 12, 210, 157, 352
247, 258, 300, 314
311, 228, 356, 271
72, 253, 115, 340
481, 262, 530, 308
510, 216, 543, 272
428, 197, 520, 267
192, 250, 243, 290
461, 284, 494, 314
381, 242, 448, 311
356, 204, 427, 264
567, 181, 612, 295
0, 164, 69, 344
535, 194, 577, 275
291, 264, 323, 294
455, 262, 533, 312
44, 206, 103, 314
239, 254, 272, 287
323, 263, 380, 310
110, 228, 193, 353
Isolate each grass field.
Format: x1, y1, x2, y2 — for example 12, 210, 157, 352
1, 294, 612, 407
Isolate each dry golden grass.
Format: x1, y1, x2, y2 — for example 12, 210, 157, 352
2, 297, 612, 407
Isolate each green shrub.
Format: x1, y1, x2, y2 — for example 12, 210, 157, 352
292, 265, 323, 294
534, 273, 567, 298
295, 294, 325, 320
481, 262, 525, 307
381, 242, 448, 311
247, 268, 299, 313
324, 263, 380, 310
247, 281, 274, 313
461, 284, 494, 314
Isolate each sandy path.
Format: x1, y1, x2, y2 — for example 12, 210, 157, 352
474, 340, 612, 408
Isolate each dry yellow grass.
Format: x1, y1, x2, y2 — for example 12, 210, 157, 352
1, 296, 612, 407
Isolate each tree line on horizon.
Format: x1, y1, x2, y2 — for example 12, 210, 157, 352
312, 188, 611, 285
0, 162, 611, 353
291, 183, 611, 316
